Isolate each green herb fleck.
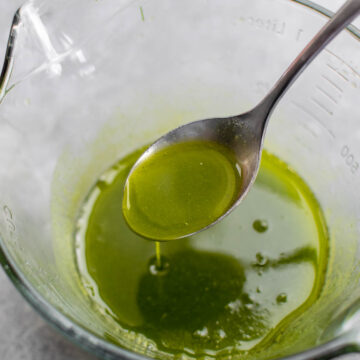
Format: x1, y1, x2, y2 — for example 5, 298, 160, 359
140, 6, 145, 22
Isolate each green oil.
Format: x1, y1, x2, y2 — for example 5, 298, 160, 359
123, 141, 242, 240
75, 147, 328, 358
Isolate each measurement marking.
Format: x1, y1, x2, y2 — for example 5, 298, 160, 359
3, 205, 13, 219
326, 63, 349, 82
325, 49, 360, 79
321, 74, 343, 93
315, 85, 338, 104
295, 135, 314, 151
291, 101, 335, 139
300, 123, 318, 138
3, 118, 25, 135
311, 97, 333, 116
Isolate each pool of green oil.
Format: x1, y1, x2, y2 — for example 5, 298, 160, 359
76, 146, 328, 358
123, 141, 241, 240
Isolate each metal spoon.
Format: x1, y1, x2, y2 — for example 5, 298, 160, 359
125, 0, 360, 239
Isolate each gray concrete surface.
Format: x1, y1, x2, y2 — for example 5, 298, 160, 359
0, 0, 360, 359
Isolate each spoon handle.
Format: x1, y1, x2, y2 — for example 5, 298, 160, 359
256, 0, 360, 122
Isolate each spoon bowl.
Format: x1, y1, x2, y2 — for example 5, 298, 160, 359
127, 112, 263, 235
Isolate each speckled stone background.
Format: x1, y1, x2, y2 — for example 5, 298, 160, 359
0, 0, 359, 359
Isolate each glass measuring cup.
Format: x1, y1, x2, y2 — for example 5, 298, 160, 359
1, 0, 360, 359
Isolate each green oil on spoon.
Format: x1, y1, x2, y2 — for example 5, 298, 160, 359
123, 140, 242, 241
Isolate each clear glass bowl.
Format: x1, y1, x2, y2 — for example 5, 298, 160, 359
1, 0, 360, 359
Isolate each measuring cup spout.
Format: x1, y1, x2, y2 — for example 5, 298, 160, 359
0, 0, 137, 104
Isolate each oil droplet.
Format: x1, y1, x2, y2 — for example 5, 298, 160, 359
245, 303, 255, 310
193, 327, 209, 338
276, 293, 288, 304
226, 299, 242, 314
149, 256, 170, 276
253, 219, 269, 233
255, 252, 269, 267
97, 180, 108, 191
214, 329, 227, 343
